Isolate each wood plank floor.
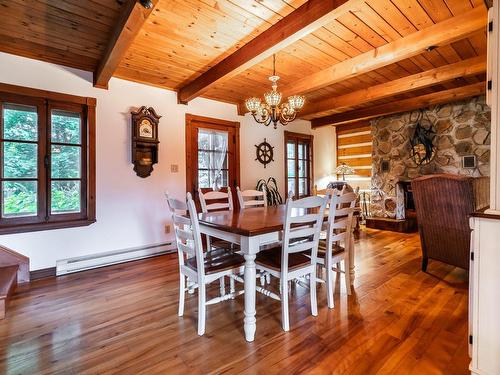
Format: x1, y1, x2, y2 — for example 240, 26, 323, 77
0, 228, 470, 374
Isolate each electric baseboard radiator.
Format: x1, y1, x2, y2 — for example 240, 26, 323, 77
56, 242, 175, 276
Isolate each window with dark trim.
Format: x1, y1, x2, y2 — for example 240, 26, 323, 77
0, 84, 96, 234
285, 131, 313, 199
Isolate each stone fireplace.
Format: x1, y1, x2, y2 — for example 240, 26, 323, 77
370, 96, 491, 220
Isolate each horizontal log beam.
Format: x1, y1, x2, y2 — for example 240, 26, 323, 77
311, 82, 486, 128
94, 0, 157, 89
300, 55, 486, 118
177, 0, 363, 104
280, 6, 487, 98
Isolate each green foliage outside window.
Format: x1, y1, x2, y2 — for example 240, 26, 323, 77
2, 106, 82, 217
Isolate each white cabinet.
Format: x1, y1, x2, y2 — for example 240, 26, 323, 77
469, 216, 500, 375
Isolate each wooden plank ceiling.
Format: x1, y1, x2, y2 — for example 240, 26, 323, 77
0, 0, 488, 126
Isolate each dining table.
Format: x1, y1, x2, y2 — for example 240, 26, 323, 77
198, 204, 356, 342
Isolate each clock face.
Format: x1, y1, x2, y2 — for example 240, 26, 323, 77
139, 118, 154, 138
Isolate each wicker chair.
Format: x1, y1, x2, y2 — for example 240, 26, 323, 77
412, 174, 489, 271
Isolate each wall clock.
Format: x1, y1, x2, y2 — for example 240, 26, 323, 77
131, 106, 161, 178
255, 138, 274, 168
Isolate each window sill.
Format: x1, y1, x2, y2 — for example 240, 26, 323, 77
0, 218, 96, 235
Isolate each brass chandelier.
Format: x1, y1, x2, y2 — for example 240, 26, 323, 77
245, 55, 306, 129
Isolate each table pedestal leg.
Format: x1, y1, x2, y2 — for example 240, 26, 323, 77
243, 253, 257, 342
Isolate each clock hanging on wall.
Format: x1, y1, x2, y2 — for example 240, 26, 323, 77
131, 106, 161, 178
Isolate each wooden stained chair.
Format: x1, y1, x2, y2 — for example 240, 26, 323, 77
255, 195, 328, 331
166, 192, 244, 336
236, 187, 267, 209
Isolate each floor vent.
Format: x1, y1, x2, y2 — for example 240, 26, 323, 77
56, 242, 175, 276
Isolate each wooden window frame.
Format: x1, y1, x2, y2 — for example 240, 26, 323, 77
185, 114, 240, 206
284, 131, 314, 199
0, 83, 96, 234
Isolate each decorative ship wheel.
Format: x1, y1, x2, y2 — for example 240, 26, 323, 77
255, 138, 274, 168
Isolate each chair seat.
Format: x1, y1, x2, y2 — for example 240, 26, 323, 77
187, 248, 244, 274
256, 246, 311, 271
317, 239, 345, 258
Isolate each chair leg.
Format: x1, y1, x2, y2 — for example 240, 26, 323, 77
422, 257, 428, 272
310, 270, 318, 316
219, 276, 225, 297
198, 283, 206, 336
266, 273, 271, 284
229, 275, 235, 295
178, 274, 185, 317
326, 266, 334, 309
260, 273, 265, 286
281, 278, 290, 332
344, 258, 352, 296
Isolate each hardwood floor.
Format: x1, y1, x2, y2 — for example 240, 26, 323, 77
0, 228, 469, 374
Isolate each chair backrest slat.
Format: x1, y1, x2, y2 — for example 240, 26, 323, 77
324, 190, 357, 253
166, 192, 205, 277
199, 188, 234, 212
237, 187, 267, 209
281, 195, 328, 270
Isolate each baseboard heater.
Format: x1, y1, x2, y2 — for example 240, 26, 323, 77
56, 241, 175, 276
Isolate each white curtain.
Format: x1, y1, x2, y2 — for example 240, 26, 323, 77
210, 131, 227, 191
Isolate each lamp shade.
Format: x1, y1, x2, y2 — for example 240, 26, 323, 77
335, 163, 355, 176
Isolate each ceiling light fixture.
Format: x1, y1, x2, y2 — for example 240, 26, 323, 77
245, 55, 305, 129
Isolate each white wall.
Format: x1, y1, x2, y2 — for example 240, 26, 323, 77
312, 126, 336, 189
0, 52, 313, 270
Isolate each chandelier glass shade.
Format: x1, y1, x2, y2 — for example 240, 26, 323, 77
245, 55, 305, 129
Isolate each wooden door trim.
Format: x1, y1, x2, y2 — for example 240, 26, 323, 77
185, 114, 240, 200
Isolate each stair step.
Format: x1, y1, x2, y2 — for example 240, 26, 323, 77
0, 265, 18, 319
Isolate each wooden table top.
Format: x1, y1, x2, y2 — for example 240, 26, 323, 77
198, 205, 324, 237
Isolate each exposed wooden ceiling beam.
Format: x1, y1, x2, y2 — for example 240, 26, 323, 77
311, 82, 486, 128
94, 0, 157, 89
177, 0, 363, 104
279, 6, 487, 99
300, 55, 486, 118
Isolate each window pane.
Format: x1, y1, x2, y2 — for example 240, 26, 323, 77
51, 110, 81, 144
3, 104, 38, 141
198, 170, 209, 188
298, 143, 305, 159
287, 160, 295, 177
51, 181, 80, 214
2, 181, 37, 217
198, 151, 210, 169
221, 170, 228, 187
299, 178, 307, 196
3, 142, 37, 178
198, 131, 210, 150
287, 142, 295, 158
51, 145, 81, 178
287, 178, 295, 197
298, 160, 306, 178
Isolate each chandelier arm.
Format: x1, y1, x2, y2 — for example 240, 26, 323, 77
280, 109, 297, 124
251, 112, 270, 125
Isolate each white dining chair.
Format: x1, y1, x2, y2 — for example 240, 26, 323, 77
317, 190, 357, 309
198, 188, 234, 212
255, 195, 328, 331
236, 186, 267, 209
166, 192, 244, 336
198, 187, 237, 252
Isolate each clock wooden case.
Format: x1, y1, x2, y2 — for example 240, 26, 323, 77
131, 106, 161, 178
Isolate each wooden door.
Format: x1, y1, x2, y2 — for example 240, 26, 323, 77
185, 114, 240, 205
